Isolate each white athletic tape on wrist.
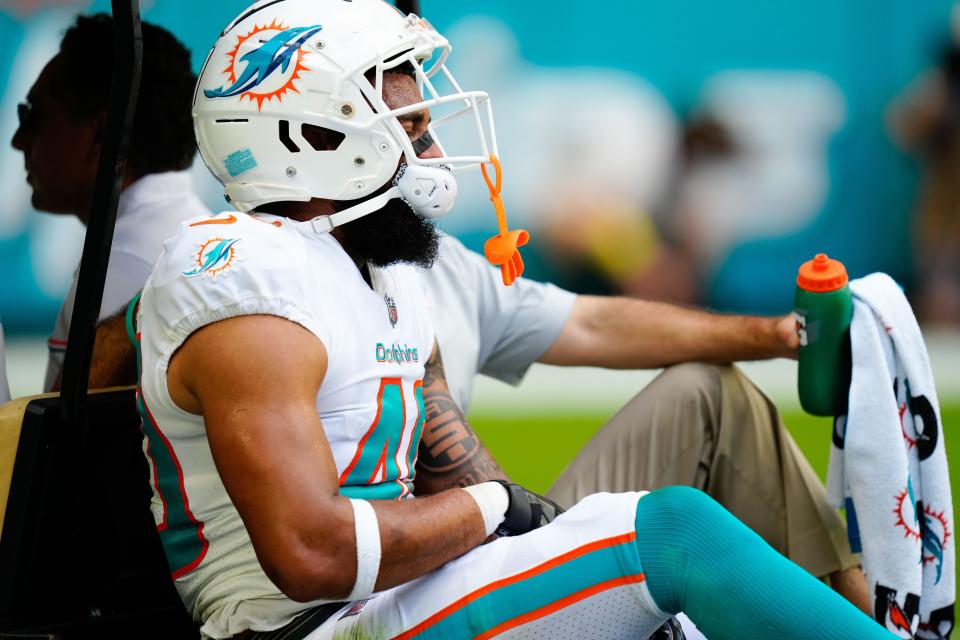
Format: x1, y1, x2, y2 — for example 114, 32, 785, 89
462, 482, 509, 537
347, 498, 381, 600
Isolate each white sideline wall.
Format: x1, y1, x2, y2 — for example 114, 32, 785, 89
4, 330, 960, 411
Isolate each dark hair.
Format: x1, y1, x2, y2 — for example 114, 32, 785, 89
55, 13, 197, 173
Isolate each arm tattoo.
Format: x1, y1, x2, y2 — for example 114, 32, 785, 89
422, 341, 446, 388
415, 344, 507, 494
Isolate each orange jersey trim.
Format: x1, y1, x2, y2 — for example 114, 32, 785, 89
474, 573, 646, 640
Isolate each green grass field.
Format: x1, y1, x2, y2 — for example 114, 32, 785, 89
470, 404, 960, 494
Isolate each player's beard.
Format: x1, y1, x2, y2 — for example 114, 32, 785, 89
335, 195, 440, 269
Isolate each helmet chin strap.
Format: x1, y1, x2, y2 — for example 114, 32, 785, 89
310, 163, 457, 234
310, 187, 401, 234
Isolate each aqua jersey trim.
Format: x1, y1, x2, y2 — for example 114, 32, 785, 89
135, 332, 209, 579
125, 291, 141, 346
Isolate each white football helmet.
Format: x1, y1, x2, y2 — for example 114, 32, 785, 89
193, 0, 497, 226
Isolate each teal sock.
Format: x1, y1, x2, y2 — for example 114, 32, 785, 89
633, 486, 894, 640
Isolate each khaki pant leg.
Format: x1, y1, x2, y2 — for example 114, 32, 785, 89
546, 362, 859, 579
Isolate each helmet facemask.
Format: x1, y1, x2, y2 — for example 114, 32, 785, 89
359, 16, 499, 175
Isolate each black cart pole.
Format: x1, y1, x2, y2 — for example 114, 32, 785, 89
59, 0, 142, 432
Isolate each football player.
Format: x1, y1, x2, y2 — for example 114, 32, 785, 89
135, 1, 891, 638
71, 17, 862, 618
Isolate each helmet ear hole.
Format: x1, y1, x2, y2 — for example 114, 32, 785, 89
302, 124, 346, 151
279, 120, 301, 153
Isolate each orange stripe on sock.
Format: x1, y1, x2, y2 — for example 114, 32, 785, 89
391, 531, 637, 640
474, 573, 646, 640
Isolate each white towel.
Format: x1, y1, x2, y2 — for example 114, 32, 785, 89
825, 273, 955, 638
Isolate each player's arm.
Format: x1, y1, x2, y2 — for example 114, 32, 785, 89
538, 295, 799, 369
413, 342, 509, 496
50, 302, 138, 392
167, 315, 492, 602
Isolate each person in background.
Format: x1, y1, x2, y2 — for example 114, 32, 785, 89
9, 13, 210, 391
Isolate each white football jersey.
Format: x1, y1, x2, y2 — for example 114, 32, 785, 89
137, 211, 434, 639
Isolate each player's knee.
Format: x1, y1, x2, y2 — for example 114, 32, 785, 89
633, 486, 720, 614
639, 486, 728, 537
646, 484, 713, 514
650, 483, 708, 504
642, 486, 753, 573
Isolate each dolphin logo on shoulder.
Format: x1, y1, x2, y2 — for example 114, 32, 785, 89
183, 237, 241, 278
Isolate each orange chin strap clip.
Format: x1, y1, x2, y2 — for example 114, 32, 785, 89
480, 155, 529, 286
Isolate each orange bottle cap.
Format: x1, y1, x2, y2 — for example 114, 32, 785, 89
797, 253, 848, 292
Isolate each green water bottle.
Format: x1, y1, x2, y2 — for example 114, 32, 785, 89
795, 253, 853, 416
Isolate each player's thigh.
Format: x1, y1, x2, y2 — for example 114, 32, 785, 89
308, 492, 668, 640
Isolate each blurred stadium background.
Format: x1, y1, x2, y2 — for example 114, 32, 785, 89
2, 0, 960, 594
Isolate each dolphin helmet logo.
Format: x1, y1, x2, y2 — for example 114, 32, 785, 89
205, 21, 322, 110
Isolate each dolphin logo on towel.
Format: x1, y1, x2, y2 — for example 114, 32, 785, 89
918, 498, 950, 585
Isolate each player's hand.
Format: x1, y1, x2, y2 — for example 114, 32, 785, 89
493, 481, 564, 537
